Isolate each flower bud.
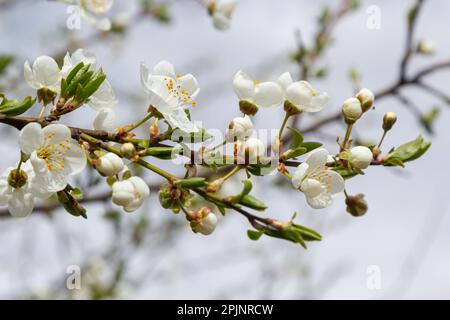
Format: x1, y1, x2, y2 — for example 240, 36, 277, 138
120, 143, 136, 159
348, 146, 373, 169
342, 97, 362, 124
417, 40, 436, 55
356, 88, 374, 112
382, 112, 397, 131
239, 137, 265, 163
112, 176, 150, 212
96, 152, 124, 176
190, 207, 218, 235
7, 169, 28, 188
345, 193, 368, 217
225, 115, 253, 142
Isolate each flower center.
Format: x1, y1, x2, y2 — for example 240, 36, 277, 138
37, 134, 72, 172
307, 166, 332, 193
164, 77, 196, 107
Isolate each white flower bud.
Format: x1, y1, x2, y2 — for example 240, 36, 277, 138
191, 210, 218, 235
348, 146, 373, 169
111, 176, 150, 212
225, 115, 253, 142
356, 88, 374, 112
382, 112, 397, 131
96, 152, 124, 176
239, 137, 265, 163
342, 97, 363, 124
417, 40, 437, 55
120, 143, 136, 159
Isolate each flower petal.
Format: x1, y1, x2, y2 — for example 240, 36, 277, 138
87, 79, 117, 110
305, 148, 329, 170
19, 123, 44, 155
232, 70, 255, 100
292, 163, 308, 189
325, 170, 345, 194
285, 81, 313, 109
62, 140, 87, 176
305, 92, 329, 113
8, 189, 34, 218
164, 108, 199, 133
93, 108, 116, 131
254, 82, 283, 108
277, 72, 293, 91
306, 192, 332, 209
42, 124, 71, 145
152, 60, 176, 79
24, 60, 38, 89
177, 73, 200, 98
32, 56, 60, 91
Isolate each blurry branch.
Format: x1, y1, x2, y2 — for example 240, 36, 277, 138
293, 0, 450, 140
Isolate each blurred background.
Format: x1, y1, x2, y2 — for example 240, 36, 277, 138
0, 0, 449, 299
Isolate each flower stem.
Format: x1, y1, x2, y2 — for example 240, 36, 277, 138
278, 112, 291, 140
125, 112, 154, 133
342, 123, 353, 150
377, 130, 388, 148
38, 105, 46, 118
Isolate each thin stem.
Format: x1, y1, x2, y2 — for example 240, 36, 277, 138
221, 165, 241, 183
38, 105, 46, 118
342, 123, 353, 150
209, 139, 227, 152
377, 130, 388, 148
125, 112, 154, 133
278, 112, 291, 140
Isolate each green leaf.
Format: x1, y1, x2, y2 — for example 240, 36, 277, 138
240, 179, 253, 197
332, 166, 360, 179
144, 146, 183, 159
0, 95, 36, 116
300, 141, 322, 153
384, 135, 431, 165
283, 147, 307, 159
174, 177, 208, 189
239, 194, 267, 211
288, 126, 303, 149
420, 107, 440, 134
247, 164, 275, 176
247, 229, 264, 241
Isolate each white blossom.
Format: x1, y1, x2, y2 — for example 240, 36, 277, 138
356, 88, 374, 112
210, 0, 238, 30
19, 123, 87, 193
0, 162, 50, 217
233, 70, 283, 109
63, 0, 114, 31
140, 60, 200, 133
292, 148, 344, 209
225, 115, 253, 142
24, 56, 61, 93
93, 108, 116, 131
111, 176, 150, 212
96, 152, 124, 176
278, 72, 329, 113
348, 146, 373, 169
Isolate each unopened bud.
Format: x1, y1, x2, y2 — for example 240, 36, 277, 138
348, 146, 373, 169
417, 40, 437, 55
120, 143, 136, 159
345, 193, 368, 217
356, 88, 374, 112
226, 115, 253, 142
190, 207, 218, 235
96, 152, 124, 176
342, 97, 362, 124
382, 112, 397, 131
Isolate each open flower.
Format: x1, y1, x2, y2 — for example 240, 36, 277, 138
292, 148, 344, 209
209, 0, 238, 30
19, 123, 87, 193
111, 176, 150, 212
63, 0, 114, 30
24, 55, 61, 93
140, 60, 200, 133
62, 49, 117, 110
278, 72, 328, 114
0, 162, 50, 217
233, 70, 283, 114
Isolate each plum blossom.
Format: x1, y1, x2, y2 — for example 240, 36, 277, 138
24, 56, 61, 93
292, 148, 344, 209
19, 123, 87, 193
140, 60, 200, 133
0, 162, 51, 217
209, 0, 238, 30
278, 72, 329, 113
62, 0, 114, 31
